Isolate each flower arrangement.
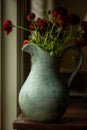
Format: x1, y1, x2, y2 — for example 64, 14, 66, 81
3, 6, 87, 57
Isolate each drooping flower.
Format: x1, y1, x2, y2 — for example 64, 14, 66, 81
3, 19, 13, 34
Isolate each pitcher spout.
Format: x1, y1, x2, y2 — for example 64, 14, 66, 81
22, 43, 56, 64
22, 43, 39, 56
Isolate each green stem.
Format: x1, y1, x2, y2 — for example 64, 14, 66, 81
14, 25, 37, 40
14, 25, 30, 32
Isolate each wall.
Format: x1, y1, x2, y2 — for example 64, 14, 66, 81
1, 0, 17, 130
0, 0, 1, 129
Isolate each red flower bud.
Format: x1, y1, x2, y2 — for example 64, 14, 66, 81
23, 40, 29, 45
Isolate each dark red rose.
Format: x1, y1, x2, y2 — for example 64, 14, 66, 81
27, 13, 35, 20
52, 7, 68, 17
29, 21, 36, 30
3, 20, 13, 34
36, 18, 47, 30
36, 18, 47, 23
57, 15, 68, 25
68, 13, 80, 25
81, 21, 87, 32
29, 18, 47, 31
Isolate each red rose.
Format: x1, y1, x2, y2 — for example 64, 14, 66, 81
36, 18, 47, 30
3, 19, 13, 34
52, 7, 68, 17
57, 15, 68, 25
27, 13, 35, 20
29, 21, 36, 30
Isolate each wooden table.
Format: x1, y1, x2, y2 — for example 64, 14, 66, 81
13, 98, 87, 130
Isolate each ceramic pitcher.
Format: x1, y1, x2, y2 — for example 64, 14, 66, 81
19, 43, 82, 122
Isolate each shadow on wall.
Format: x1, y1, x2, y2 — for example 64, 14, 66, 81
54, 0, 87, 19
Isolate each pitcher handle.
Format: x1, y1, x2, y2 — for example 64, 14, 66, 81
62, 46, 83, 88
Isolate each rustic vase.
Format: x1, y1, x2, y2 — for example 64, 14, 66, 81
18, 43, 82, 122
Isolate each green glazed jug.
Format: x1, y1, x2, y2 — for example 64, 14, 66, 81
19, 43, 83, 122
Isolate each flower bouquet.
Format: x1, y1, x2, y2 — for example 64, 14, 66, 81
3, 6, 87, 57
